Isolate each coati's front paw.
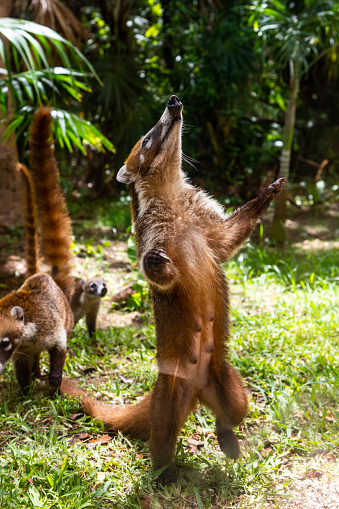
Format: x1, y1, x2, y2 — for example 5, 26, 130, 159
144, 249, 172, 271
49, 374, 62, 393
143, 249, 178, 288
256, 177, 285, 214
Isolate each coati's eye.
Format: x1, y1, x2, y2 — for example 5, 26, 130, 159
0, 338, 11, 350
141, 137, 151, 148
89, 282, 97, 292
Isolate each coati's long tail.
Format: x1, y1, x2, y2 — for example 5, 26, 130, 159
17, 163, 40, 276
29, 107, 73, 293
60, 378, 151, 440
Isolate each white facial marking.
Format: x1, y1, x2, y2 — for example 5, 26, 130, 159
0, 362, 4, 372
140, 154, 144, 163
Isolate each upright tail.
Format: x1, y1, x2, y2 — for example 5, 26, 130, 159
29, 107, 73, 293
60, 378, 151, 440
17, 163, 39, 276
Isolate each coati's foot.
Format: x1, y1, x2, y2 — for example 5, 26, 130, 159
216, 423, 241, 460
256, 177, 286, 215
156, 466, 177, 487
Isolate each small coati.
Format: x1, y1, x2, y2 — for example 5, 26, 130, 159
61, 95, 285, 484
0, 273, 74, 393
70, 276, 107, 337
22, 107, 107, 336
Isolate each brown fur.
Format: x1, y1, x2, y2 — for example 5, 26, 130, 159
29, 106, 73, 290
17, 163, 39, 276
0, 273, 73, 393
61, 95, 284, 484
27, 107, 106, 336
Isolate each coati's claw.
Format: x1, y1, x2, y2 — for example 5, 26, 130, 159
267, 177, 285, 194
256, 177, 286, 214
144, 249, 172, 271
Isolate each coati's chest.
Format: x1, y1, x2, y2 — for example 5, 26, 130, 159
134, 199, 228, 389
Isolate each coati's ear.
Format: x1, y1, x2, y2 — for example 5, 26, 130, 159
80, 279, 86, 290
117, 165, 136, 184
10, 306, 24, 321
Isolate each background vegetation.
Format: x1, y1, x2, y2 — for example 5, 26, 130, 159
1, 0, 339, 221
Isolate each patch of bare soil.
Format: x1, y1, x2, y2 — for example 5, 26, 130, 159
259, 201, 339, 250
261, 455, 339, 509
282, 475, 339, 509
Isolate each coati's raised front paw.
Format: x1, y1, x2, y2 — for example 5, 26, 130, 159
256, 177, 286, 214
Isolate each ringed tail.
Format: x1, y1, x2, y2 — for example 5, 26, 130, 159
17, 163, 39, 276
29, 107, 73, 292
60, 378, 151, 440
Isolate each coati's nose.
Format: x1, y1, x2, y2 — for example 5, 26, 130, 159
167, 95, 182, 110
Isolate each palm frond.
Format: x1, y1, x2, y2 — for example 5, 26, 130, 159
1, 105, 115, 154
0, 18, 98, 82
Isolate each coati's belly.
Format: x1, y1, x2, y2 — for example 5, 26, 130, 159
143, 217, 228, 389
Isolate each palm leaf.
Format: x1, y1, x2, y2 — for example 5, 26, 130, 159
1, 106, 115, 155
0, 18, 99, 83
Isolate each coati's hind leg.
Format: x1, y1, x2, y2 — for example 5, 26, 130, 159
199, 360, 249, 460
149, 374, 197, 485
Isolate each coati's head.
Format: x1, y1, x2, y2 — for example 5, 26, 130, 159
81, 277, 107, 299
0, 307, 27, 372
117, 95, 183, 186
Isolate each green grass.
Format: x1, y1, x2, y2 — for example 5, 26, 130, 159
0, 239, 338, 508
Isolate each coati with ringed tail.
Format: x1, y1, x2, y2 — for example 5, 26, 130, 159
61, 95, 285, 484
0, 273, 74, 394
0, 167, 73, 394
25, 107, 107, 337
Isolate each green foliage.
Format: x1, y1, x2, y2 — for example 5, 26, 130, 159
0, 18, 114, 155
251, 0, 339, 76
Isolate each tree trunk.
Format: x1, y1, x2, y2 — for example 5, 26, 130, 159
271, 62, 299, 244
0, 1, 25, 227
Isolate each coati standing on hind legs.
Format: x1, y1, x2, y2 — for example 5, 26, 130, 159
61, 95, 285, 484
23, 107, 107, 337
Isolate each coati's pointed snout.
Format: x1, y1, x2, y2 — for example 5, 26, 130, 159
167, 95, 182, 112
